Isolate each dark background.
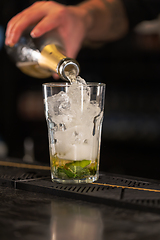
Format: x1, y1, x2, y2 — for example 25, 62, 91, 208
0, 0, 160, 180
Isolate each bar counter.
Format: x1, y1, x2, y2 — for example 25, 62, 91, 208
1, 158, 160, 240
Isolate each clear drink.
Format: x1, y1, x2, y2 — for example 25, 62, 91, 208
43, 78, 105, 183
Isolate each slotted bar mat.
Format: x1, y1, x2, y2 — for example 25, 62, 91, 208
0, 159, 50, 187
1, 159, 160, 213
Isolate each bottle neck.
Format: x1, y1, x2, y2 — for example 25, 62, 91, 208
58, 58, 80, 81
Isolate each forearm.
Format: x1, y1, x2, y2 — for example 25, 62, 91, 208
76, 0, 129, 42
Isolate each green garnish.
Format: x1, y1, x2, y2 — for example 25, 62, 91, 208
57, 160, 91, 179
65, 160, 91, 168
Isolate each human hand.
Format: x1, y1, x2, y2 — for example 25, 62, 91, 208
5, 1, 90, 60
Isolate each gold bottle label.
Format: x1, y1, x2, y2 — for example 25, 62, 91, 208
38, 44, 66, 73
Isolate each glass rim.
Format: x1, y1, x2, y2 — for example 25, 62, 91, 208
42, 82, 106, 87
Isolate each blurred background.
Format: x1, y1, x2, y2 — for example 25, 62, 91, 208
0, 0, 160, 180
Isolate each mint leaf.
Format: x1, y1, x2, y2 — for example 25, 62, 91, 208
65, 160, 91, 168
57, 167, 75, 178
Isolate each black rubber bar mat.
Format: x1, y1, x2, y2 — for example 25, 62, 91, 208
1, 159, 160, 214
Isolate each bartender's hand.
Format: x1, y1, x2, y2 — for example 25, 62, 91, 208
5, 0, 128, 62
5, 1, 91, 60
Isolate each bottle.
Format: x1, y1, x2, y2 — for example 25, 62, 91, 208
6, 28, 80, 80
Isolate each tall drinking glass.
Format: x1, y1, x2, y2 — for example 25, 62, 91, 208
43, 82, 106, 184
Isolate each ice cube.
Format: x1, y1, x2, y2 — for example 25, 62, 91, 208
46, 91, 74, 125
54, 124, 98, 161
62, 143, 97, 161
56, 139, 98, 161
47, 91, 70, 115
